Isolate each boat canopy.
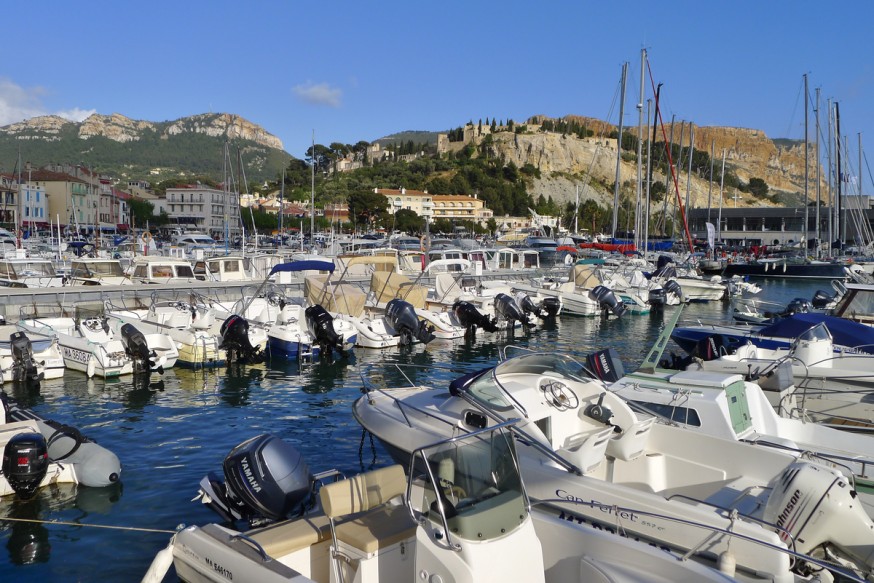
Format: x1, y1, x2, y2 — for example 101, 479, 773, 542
759, 313, 874, 353
269, 260, 335, 275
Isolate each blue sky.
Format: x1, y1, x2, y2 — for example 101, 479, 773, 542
3, 1, 873, 164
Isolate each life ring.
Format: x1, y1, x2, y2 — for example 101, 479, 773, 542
420, 235, 431, 252
142, 231, 153, 244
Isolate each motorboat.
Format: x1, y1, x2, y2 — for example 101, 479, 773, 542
17, 314, 177, 378
512, 262, 628, 317
0, 324, 64, 384
127, 256, 199, 285
66, 258, 132, 286
672, 312, 874, 355
0, 390, 121, 498
105, 298, 225, 369
648, 256, 726, 302
143, 423, 739, 583
192, 255, 251, 282
353, 351, 874, 581
665, 320, 874, 427
0, 255, 65, 288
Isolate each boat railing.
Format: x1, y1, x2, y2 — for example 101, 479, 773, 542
740, 437, 869, 480
530, 498, 864, 582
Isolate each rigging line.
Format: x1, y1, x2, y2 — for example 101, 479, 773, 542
782, 76, 805, 141
0, 516, 176, 534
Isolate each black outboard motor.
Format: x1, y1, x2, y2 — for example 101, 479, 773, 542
653, 255, 677, 279
305, 305, 344, 358
385, 299, 435, 346
119, 323, 157, 374
693, 333, 729, 361
539, 297, 561, 318
200, 434, 314, 527
2, 433, 49, 500
590, 285, 627, 317
219, 315, 264, 364
494, 293, 532, 329
782, 297, 812, 317
516, 292, 560, 320
583, 348, 626, 383
452, 300, 498, 336
811, 289, 836, 310
9, 332, 42, 385
663, 279, 684, 303
515, 293, 542, 326
648, 288, 667, 307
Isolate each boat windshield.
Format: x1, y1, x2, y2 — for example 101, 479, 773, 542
795, 323, 832, 343
495, 353, 587, 382
466, 373, 514, 412
79, 261, 125, 277
414, 426, 526, 543
837, 289, 874, 321
15, 262, 56, 277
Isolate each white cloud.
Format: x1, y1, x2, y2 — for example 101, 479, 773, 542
0, 77, 95, 126
292, 81, 342, 107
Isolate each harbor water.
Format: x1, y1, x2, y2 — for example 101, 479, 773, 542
0, 278, 828, 582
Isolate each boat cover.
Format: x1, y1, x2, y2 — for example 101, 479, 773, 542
305, 275, 366, 317
269, 260, 335, 276
758, 313, 874, 352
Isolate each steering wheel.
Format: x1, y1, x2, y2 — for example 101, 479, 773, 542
84, 319, 101, 331
174, 301, 191, 312
266, 291, 285, 307
540, 378, 579, 410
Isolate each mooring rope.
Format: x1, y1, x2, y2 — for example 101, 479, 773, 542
0, 516, 177, 534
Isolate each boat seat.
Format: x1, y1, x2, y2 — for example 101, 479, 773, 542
319, 464, 415, 555
247, 514, 332, 558
606, 417, 655, 461
562, 426, 614, 473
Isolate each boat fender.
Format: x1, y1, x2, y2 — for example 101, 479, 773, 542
717, 551, 736, 576
41, 420, 121, 487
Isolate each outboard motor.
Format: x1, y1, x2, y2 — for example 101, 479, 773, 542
494, 293, 532, 330
663, 279, 684, 303
304, 305, 344, 358
200, 434, 314, 527
590, 285, 627, 317
119, 323, 157, 374
9, 332, 42, 385
652, 255, 677, 279
516, 292, 560, 320
2, 433, 49, 499
539, 297, 561, 318
648, 287, 667, 307
452, 300, 498, 336
811, 289, 835, 310
692, 334, 730, 361
219, 315, 264, 364
583, 348, 625, 383
385, 299, 434, 346
763, 461, 874, 571
514, 293, 542, 326
782, 297, 811, 316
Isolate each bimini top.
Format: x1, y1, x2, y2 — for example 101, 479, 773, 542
269, 260, 335, 276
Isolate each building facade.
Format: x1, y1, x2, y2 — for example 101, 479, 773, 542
376, 188, 433, 221
164, 184, 242, 239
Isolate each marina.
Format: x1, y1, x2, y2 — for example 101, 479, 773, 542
0, 275, 855, 581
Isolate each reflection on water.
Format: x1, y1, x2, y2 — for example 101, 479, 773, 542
0, 281, 820, 581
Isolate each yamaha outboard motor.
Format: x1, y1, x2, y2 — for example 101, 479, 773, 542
452, 300, 498, 336
119, 323, 157, 374
583, 348, 626, 383
590, 285, 627, 317
494, 293, 532, 330
9, 332, 42, 385
219, 315, 264, 364
2, 433, 49, 500
200, 434, 314, 527
811, 289, 836, 310
305, 305, 344, 358
385, 299, 435, 346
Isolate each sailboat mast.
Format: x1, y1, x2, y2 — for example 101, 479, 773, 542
661, 115, 675, 236
707, 140, 715, 225
835, 102, 842, 247
815, 87, 821, 258
827, 98, 834, 251
311, 130, 316, 249
803, 74, 809, 254
574, 184, 579, 234
718, 149, 726, 243
611, 62, 627, 240
643, 99, 653, 258
684, 125, 695, 238
635, 48, 646, 250
279, 167, 285, 248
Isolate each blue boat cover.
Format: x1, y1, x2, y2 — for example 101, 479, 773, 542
758, 313, 874, 352
269, 260, 335, 275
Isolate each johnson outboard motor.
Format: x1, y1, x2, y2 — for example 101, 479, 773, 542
9, 332, 43, 385
199, 434, 314, 528
583, 348, 625, 383
305, 305, 344, 358
385, 299, 434, 346
119, 323, 158, 374
219, 315, 264, 364
494, 293, 533, 330
2, 432, 49, 499
452, 300, 498, 337
590, 285, 627, 317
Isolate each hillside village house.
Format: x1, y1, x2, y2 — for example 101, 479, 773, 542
0, 173, 48, 231
164, 184, 242, 240
375, 188, 495, 227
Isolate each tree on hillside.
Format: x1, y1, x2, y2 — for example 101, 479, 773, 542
306, 144, 333, 173
347, 189, 388, 228
748, 177, 769, 197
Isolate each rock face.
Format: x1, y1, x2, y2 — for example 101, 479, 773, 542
1, 112, 284, 150
474, 118, 820, 211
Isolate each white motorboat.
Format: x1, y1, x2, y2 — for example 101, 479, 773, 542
127, 256, 199, 285
0, 324, 64, 384
143, 424, 739, 583
17, 315, 176, 378
0, 255, 65, 288
66, 258, 132, 286
354, 352, 874, 581
0, 390, 121, 498
105, 299, 225, 369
